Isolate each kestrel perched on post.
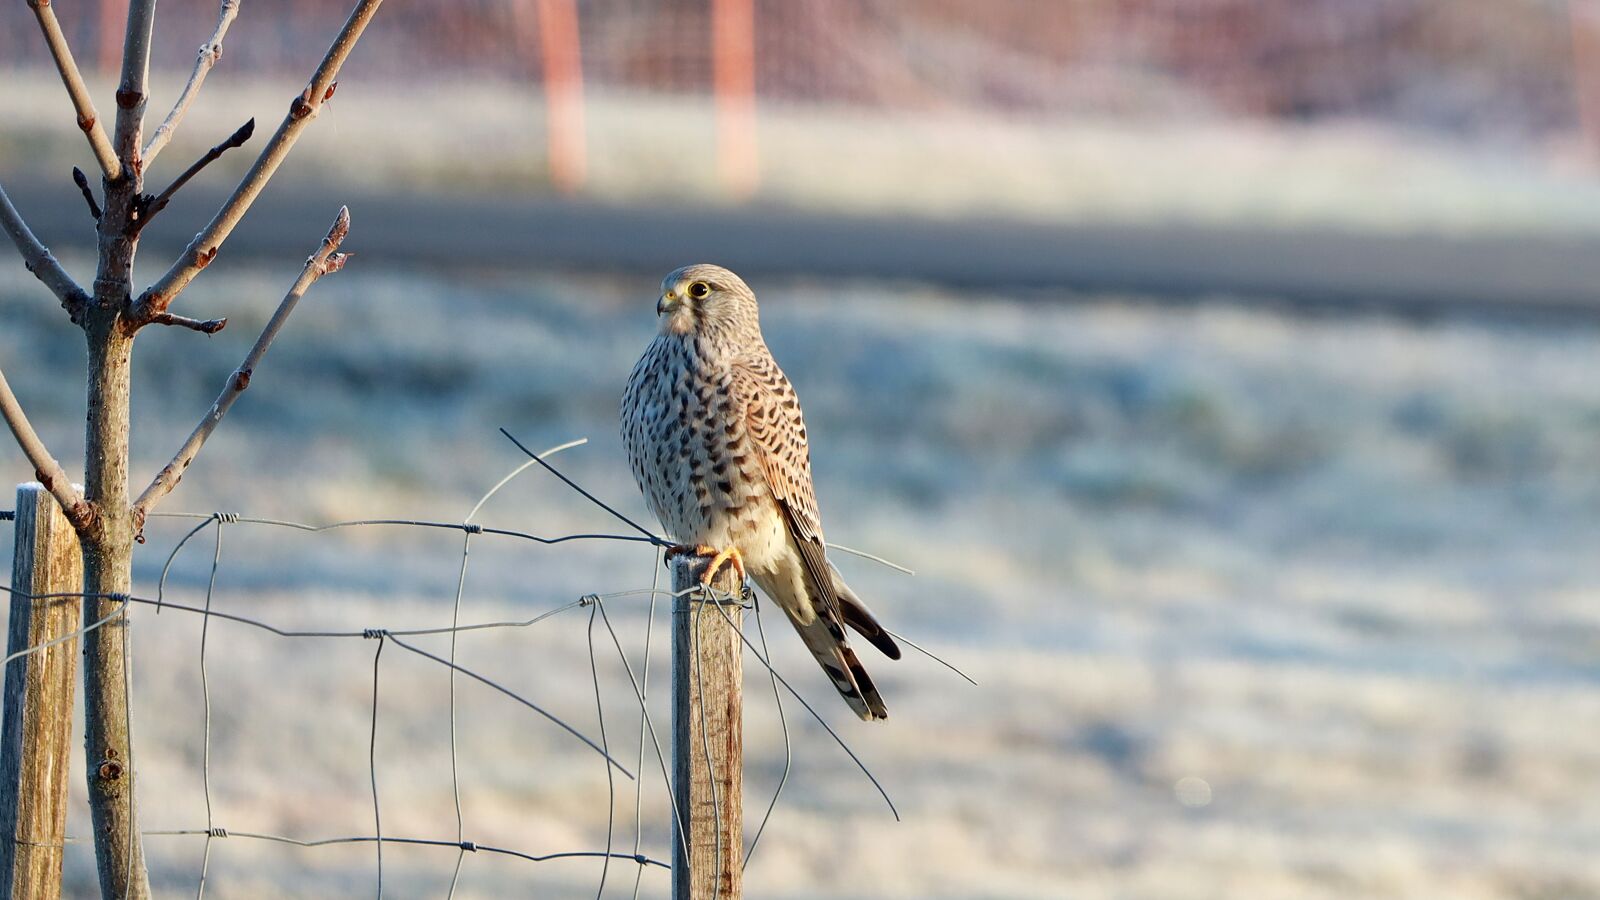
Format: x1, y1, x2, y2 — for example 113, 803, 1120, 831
621, 264, 901, 721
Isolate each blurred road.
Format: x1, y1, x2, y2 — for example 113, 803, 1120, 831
9, 174, 1600, 314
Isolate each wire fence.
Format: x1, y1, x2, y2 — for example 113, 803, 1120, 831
0, 432, 948, 898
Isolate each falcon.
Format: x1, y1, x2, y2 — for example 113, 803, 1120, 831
620, 264, 900, 720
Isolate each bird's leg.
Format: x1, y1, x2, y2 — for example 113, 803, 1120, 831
699, 546, 746, 588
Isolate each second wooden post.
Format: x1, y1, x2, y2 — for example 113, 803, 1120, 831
0, 483, 84, 900
670, 554, 744, 900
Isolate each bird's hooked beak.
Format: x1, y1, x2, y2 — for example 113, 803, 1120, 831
657, 289, 678, 317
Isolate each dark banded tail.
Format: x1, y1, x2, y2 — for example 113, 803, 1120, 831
832, 568, 902, 661
792, 613, 888, 721
751, 529, 894, 721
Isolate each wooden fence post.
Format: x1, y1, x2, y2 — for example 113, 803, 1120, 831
671, 555, 743, 900
0, 484, 84, 900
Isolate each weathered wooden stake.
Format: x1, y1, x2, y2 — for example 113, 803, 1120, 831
0, 484, 84, 900
671, 555, 743, 900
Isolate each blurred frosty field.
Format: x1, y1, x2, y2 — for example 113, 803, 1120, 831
4, 253, 1600, 898
9, 68, 1600, 234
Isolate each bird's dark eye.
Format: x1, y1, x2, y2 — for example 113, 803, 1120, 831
687, 281, 711, 300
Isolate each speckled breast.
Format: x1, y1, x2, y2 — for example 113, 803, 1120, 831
621, 335, 770, 548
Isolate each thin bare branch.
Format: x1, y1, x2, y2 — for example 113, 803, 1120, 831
139, 119, 256, 229
134, 0, 386, 320
144, 0, 244, 165
149, 313, 228, 335
0, 368, 91, 531
113, 0, 160, 170
26, 0, 120, 179
72, 167, 103, 221
0, 181, 89, 323
133, 208, 351, 526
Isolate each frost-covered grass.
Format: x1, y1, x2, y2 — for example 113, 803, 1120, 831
3, 257, 1600, 897
6, 66, 1600, 235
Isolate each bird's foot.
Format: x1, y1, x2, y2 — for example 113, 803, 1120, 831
699, 545, 747, 588
664, 543, 717, 563
663, 543, 747, 588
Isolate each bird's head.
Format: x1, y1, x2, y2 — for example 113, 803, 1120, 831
656, 263, 760, 343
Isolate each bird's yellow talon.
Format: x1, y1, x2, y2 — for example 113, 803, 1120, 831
699, 546, 746, 587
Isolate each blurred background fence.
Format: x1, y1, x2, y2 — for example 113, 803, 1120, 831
6, 0, 1599, 144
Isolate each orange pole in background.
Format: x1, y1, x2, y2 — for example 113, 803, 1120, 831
516, 0, 587, 193
98, 0, 128, 74
1572, 0, 1600, 167
713, 0, 759, 198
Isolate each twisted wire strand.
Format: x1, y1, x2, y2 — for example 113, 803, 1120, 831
629, 547, 664, 900
443, 435, 585, 897
587, 602, 616, 900
195, 520, 225, 900
140, 829, 670, 869
366, 634, 387, 898
743, 590, 791, 869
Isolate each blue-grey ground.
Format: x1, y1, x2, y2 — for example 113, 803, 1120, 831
3, 260, 1599, 898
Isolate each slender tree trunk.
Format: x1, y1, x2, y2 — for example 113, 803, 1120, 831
1, 0, 383, 893
79, 169, 150, 900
